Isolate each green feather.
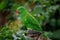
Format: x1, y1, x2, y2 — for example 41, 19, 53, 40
17, 6, 42, 31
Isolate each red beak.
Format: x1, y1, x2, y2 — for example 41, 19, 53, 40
16, 10, 20, 15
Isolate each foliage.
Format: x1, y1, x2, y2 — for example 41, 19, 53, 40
0, 0, 60, 40
0, 0, 7, 10
0, 27, 13, 40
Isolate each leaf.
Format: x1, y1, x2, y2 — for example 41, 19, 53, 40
33, 5, 43, 14
0, 27, 13, 40
12, 3, 20, 11
53, 30, 60, 39
0, 0, 7, 10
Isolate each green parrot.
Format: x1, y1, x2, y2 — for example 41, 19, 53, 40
17, 6, 42, 31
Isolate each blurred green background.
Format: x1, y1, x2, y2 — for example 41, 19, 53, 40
0, 0, 60, 40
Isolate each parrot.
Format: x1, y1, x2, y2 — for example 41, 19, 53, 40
16, 6, 42, 31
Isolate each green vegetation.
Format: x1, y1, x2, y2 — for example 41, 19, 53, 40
0, 0, 60, 40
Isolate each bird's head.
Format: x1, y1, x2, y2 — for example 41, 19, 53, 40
16, 6, 26, 15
